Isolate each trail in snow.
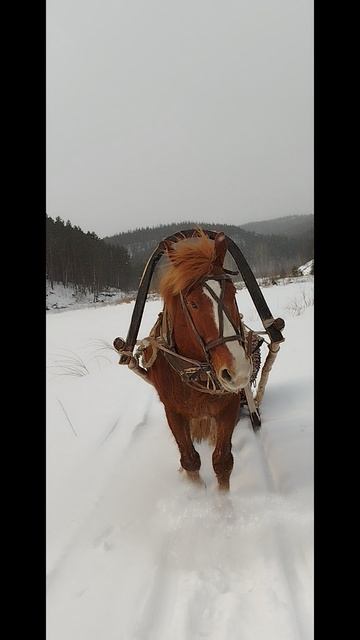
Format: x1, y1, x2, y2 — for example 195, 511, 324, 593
46, 278, 313, 640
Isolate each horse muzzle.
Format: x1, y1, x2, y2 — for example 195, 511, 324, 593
218, 366, 251, 393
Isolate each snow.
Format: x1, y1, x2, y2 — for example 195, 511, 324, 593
47, 277, 314, 640
46, 280, 133, 311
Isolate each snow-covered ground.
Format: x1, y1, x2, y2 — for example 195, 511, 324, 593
46, 280, 133, 311
46, 277, 314, 640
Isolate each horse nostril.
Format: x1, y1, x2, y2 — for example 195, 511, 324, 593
221, 368, 232, 383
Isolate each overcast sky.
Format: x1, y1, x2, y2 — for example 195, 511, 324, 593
46, 0, 313, 238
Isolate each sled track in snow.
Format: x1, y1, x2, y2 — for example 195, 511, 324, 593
132, 415, 311, 640
48, 407, 312, 639
47, 394, 155, 593
47, 396, 312, 640
251, 427, 309, 640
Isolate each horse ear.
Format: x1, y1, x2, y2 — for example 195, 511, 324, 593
213, 232, 227, 267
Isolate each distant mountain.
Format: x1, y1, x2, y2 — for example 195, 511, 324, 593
240, 214, 313, 238
103, 217, 313, 280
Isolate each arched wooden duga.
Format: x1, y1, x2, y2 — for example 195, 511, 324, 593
114, 228, 285, 432
119, 228, 284, 364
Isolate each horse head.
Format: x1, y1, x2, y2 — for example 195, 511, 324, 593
162, 231, 252, 393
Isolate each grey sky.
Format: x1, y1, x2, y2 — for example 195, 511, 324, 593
46, 0, 313, 238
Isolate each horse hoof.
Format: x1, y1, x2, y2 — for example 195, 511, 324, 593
217, 479, 230, 492
186, 471, 206, 488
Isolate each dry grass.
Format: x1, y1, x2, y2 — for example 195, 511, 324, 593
47, 350, 90, 378
286, 288, 314, 316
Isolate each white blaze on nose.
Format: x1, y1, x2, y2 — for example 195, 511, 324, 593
202, 280, 250, 382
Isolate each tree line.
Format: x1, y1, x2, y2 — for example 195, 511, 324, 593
46, 216, 134, 296
47, 216, 314, 297
104, 221, 314, 280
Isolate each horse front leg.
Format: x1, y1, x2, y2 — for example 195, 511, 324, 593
164, 406, 203, 485
213, 399, 240, 491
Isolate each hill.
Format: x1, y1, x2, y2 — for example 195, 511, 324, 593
103, 218, 313, 280
240, 214, 313, 237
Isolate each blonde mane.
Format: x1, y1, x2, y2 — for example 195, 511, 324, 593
159, 229, 216, 302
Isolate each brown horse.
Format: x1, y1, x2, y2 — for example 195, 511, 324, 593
142, 229, 254, 491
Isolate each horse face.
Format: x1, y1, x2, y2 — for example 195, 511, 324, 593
185, 279, 252, 392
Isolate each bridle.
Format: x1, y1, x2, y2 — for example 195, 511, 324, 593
179, 273, 252, 360
135, 271, 262, 395
140, 272, 257, 395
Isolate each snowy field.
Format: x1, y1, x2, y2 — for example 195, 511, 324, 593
46, 280, 133, 311
46, 277, 314, 640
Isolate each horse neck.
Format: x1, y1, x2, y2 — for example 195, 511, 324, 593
166, 295, 205, 362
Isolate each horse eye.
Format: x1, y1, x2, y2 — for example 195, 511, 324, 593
190, 301, 198, 310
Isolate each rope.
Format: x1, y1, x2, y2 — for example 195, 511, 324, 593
242, 322, 270, 345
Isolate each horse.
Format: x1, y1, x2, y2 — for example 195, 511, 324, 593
140, 229, 256, 491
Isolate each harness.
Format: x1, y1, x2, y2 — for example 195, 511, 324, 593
113, 228, 285, 429
135, 273, 263, 396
